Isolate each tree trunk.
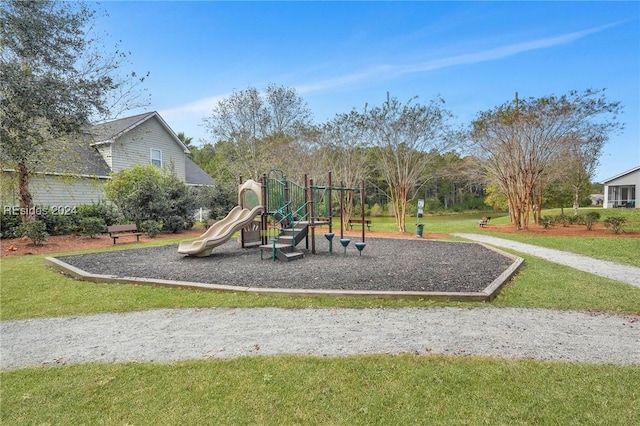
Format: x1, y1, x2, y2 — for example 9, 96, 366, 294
572, 185, 580, 215
17, 162, 34, 223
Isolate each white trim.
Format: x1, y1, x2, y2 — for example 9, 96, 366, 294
150, 148, 163, 168
2, 168, 110, 180
602, 165, 640, 184
90, 112, 190, 154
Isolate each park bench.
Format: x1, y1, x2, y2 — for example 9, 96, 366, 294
478, 216, 491, 227
348, 219, 373, 230
107, 224, 142, 244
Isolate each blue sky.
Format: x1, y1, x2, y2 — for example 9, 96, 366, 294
95, 1, 639, 182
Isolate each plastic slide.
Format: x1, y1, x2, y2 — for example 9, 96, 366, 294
178, 205, 264, 257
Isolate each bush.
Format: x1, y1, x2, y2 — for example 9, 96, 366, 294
369, 203, 385, 217
165, 215, 186, 233
455, 198, 489, 211
104, 164, 196, 232
554, 214, 581, 226
540, 215, 555, 229
424, 199, 441, 212
76, 201, 120, 226
17, 220, 48, 246
584, 211, 601, 231
141, 220, 161, 238
35, 206, 78, 235
0, 212, 22, 239
197, 183, 236, 221
79, 217, 106, 238
604, 216, 626, 234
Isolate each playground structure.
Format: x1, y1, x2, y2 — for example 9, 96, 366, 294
178, 170, 368, 260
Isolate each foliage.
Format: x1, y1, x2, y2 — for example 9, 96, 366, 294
583, 211, 601, 231
140, 220, 161, 238
164, 215, 186, 234
540, 215, 555, 229
35, 207, 78, 235
0, 0, 148, 222
162, 167, 196, 231
79, 217, 106, 238
365, 94, 460, 232
104, 164, 196, 232
554, 214, 580, 227
471, 90, 622, 230
422, 152, 488, 211
202, 84, 314, 181
0, 211, 22, 238
17, 220, 48, 245
195, 183, 237, 220
369, 203, 385, 217
0, 202, 122, 239
314, 110, 371, 229
75, 200, 121, 226
603, 216, 626, 234
541, 173, 574, 210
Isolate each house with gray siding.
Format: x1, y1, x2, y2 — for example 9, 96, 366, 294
2, 111, 214, 208
602, 165, 639, 208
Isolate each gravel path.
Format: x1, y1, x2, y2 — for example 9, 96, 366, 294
3, 235, 639, 371
2, 307, 639, 370
454, 233, 640, 288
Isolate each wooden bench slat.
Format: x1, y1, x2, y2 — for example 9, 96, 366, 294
107, 224, 142, 244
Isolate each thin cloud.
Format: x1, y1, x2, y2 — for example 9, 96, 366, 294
298, 22, 623, 94
160, 22, 622, 117
159, 95, 226, 121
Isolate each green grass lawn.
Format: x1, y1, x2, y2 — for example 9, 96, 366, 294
2, 209, 639, 424
2, 355, 638, 425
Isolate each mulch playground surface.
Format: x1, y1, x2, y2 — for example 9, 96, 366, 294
58, 236, 514, 293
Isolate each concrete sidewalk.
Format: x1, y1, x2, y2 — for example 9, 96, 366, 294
453, 234, 640, 288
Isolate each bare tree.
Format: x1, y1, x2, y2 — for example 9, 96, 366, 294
203, 84, 313, 180
0, 0, 148, 222
366, 94, 459, 232
316, 110, 370, 230
471, 90, 622, 229
563, 135, 605, 215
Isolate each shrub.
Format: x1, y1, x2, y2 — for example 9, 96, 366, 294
555, 214, 570, 227
141, 219, 161, 238
17, 220, 48, 246
198, 183, 236, 221
540, 215, 555, 229
34, 206, 77, 235
369, 203, 385, 217
165, 215, 186, 233
79, 217, 106, 238
584, 211, 601, 231
0, 212, 22, 239
104, 164, 196, 231
604, 216, 626, 234
76, 201, 120, 226
424, 199, 441, 212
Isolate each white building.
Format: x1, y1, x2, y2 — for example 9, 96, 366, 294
602, 166, 639, 208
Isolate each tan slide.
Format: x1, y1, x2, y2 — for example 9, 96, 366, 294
178, 205, 264, 257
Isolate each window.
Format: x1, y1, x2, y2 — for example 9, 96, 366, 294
150, 149, 162, 168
